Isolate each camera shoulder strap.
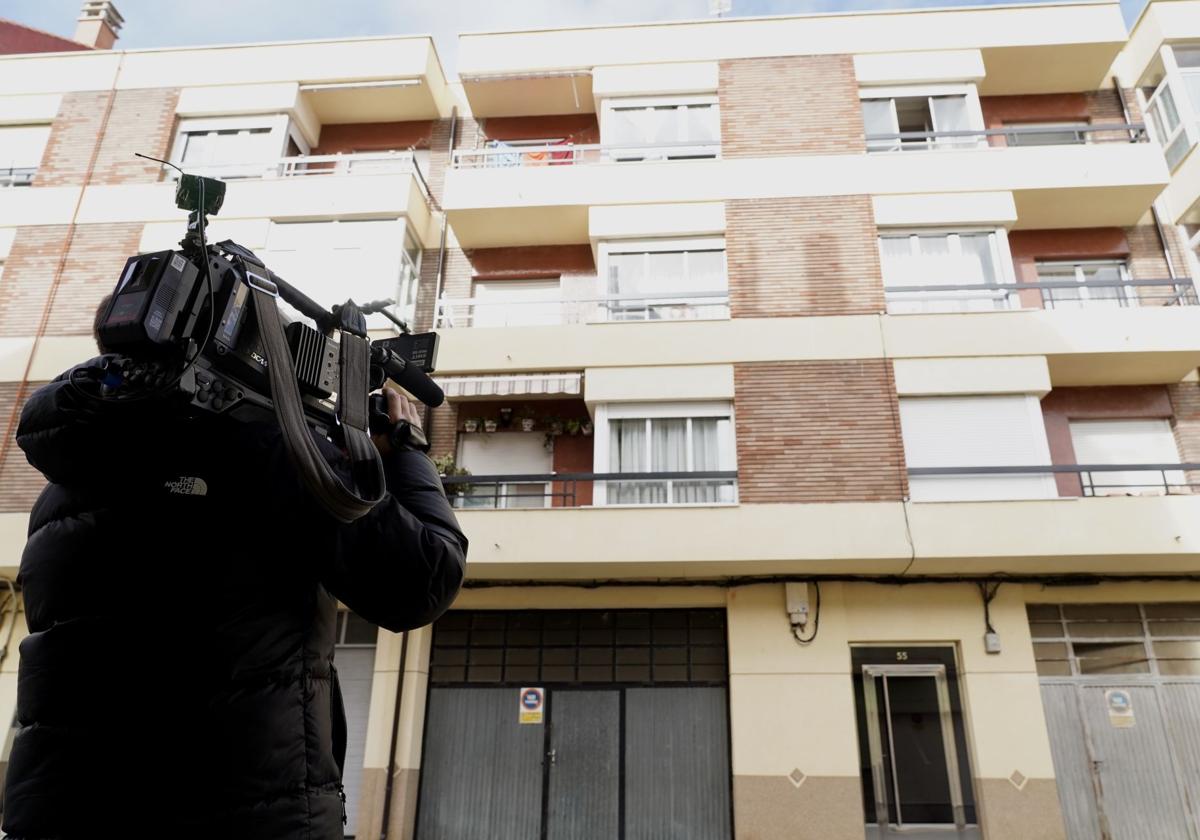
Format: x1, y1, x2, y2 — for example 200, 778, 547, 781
236, 255, 385, 523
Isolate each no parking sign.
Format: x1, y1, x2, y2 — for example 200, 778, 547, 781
519, 687, 545, 724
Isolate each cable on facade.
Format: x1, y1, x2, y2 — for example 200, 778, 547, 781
0, 54, 124, 471
791, 581, 821, 645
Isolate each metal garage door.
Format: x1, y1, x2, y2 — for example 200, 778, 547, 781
414, 609, 733, 840
1031, 603, 1200, 840
335, 611, 379, 838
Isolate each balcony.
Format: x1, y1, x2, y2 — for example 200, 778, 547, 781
174, 150, 427, 192
864, 122, 1148, 153
444, 470, 739, 509
436, 289, 730, 328
0, 166, 34, 188
908, 463, 1200, 501
885, 276, 1198, 314
452, 141, 720, 169
443, 132, 1169, 247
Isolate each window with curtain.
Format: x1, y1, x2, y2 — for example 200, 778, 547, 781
861, 93, 977, 151
900, 395, 1057, 502
0, 124, 50, 186
879, 231, 1011, 313
604, 407, 736, 505
1036, 260, 1134, 310
603, 238, 728, 321
260, 218, 415, 330
604, 97, 720, 160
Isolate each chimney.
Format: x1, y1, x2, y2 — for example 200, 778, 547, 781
74, 1, 123, 50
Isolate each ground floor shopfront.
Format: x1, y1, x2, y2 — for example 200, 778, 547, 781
333, 581, 1200, 840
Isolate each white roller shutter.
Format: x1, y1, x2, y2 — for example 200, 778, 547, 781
471, 279, 561, 327
1069, 419, 1184, 496
261, 219, 405, 330
335, 645, 376, 837
0, 124, 50, 171
900, 395, 1056, 501
458, 433, 554, 508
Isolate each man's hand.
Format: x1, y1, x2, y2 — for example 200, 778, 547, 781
371, 387, 424, 455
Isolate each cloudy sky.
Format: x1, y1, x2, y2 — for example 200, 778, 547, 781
5, 0, 1149, 76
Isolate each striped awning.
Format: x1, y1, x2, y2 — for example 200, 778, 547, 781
435, 372, 582, 400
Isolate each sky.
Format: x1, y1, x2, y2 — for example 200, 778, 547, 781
2, 0, 1151, 77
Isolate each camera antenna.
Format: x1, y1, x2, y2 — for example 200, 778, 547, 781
134, 151, 184, 176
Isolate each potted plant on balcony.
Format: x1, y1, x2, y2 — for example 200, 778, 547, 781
483, 418, 499, 433
581, 420, 593, 436
432, 453, 473, 502
517, 406, 537, 432
463, 417, 481, 433
565, 419, 582, 436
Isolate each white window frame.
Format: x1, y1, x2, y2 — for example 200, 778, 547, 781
593, 401, 737, 507
859, 83, 985, 152
1144, 44, 1200, 171
260, 217, 416, 332
597, 236, 729, 322
169, 114, 308, 176
0, 123, 51, 186
878, 227, 1017, 313
1035, 259, 1136, 309
600, 94, 721, 160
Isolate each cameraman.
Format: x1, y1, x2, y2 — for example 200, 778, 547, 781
1, 316, 467, 838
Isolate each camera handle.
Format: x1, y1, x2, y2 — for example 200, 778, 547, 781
237, 254, 386, 523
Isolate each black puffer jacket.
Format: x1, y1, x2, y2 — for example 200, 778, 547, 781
2, 363, 467, 839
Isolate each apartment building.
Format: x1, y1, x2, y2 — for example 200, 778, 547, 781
2, 0, 1200, 838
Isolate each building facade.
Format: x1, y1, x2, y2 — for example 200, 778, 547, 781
3, 1, 1200, 838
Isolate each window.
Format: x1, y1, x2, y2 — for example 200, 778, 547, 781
900, 395, 1056, 501
602, 96, 720, 160
456, 432, 553, 509
170, 115, 303, 178
259, 218, 418, 330
1036, 260, 1135, 310
1004, 122, 1089, 146
1069, 419, 1186, 496
469, 279, 562, 328
879, 230, 1013, 313
1146, 45, 1200, 170
861, 86, 982, 151
600, 238, 729, 321
0, 124, 50, 187
594, 402, 736, 506
1029, 603, 1200, 677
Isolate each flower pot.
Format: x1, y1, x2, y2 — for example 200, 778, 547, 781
463, 419, 479, 433
521, 418, 536, 432
581, 422, 593, 436
484, 419, 499, 433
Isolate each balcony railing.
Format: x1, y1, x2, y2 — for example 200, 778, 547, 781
0, 166, 35, 188
908, 463, 1200, 497
451, 141, 721, 169
866, 123, 1149, 152
442, 471, 739, 508
174, 150, 416, 179
884, 278, 1198, 311
435, 289, 731, 328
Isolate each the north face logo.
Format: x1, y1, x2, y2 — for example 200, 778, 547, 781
164, 476, 208, 496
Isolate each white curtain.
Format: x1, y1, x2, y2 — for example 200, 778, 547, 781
931, 96, 974, 148
685, 105, 719, 143
609, 419, 663, 504
862, 99, 898, 151
679, 418, 721, 503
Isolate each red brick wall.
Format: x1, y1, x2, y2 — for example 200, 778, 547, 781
719, 55, 863, 157
980, 89, 1138, 147
734, 360, 907, 503
0, 381, 48, 513
726, 195, 883, 317
311, 121, 435, 155
37, 88, 179, 186
0, 223, 141, 337
478, 115, 599, 145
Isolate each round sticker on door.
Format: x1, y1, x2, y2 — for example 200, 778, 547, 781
519, 687, 545, 724
1106, 689, 1135, 728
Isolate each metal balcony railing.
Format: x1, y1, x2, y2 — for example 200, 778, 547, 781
435, 289, 731, 328
908, 463, 1200, 497
866, 123, 1149, 151
884, 278, 1198, 310
0, 166, 35, 187
451, 141, 721, 169
441, 471, 739, 509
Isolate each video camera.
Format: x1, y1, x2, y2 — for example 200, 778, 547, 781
78, 171, 445, 522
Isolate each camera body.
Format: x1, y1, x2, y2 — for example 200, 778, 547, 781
89, 174, 441, 438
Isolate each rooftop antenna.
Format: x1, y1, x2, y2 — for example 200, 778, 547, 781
708, 0, 732, 16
